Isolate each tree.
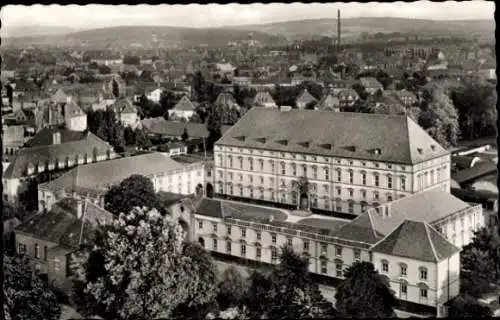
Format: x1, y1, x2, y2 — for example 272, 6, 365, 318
305, 101, 317, 110
87, 109, 126, 150
104, 174, 161, 216
112, 78, 120, 98
134, 127, 152, 150
216, 267, 249, 310
335, 261, 396, 318
4, 255, 61, 320
419, 83, 460, 148
243, 270, 272, 318
98, 65, 111, 75
259, 246, 335, 319
123, 55, 140, 65
181, 128, 189, 142
71, 207, 217, 320
159, 90, 178, 111
206, 104, 223, 150
448, 293, 493, 317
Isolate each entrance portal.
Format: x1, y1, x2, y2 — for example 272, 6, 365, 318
299, 193, 309, 211
206, 183, 214, 198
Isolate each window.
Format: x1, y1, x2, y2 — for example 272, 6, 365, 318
362, 172, 367, 185
420, 267, 428, 281
227, 226, 232, 235
336, 263, 343, 277
271, 160, 275, 172
325, 167, 329, 180
387, 194, 393, 202
430, 170, 435, 184
259, 159, 264, 171
348, 188, 354, 197
271, 247, 278, 261
250, 188, 254, 198
400, 264, 407, 276
256, 231, 261, 241
198, 220, 204, 229
387, 175, 393, 189
313, 166, 317, 179
321, 243, 328, 255
303, 239, 310, 250
291, 163, 296, 176
229, 185, 234, 195
241, 244, 246, 257
256, 247, 261, 259
239, 158, 243, 169
401, 282, 408, 295
260, 176, 264, 185
44, 246, 48, 261
280, 162, 286, 175
382, 260, 389, 273
17, 243, 26, 255
287, 237, 293, 247
336, 169, 341, 182
35, 244, 40, 259
373, 191, 379, 201
321, 260, 328, 274
241, 228, 247, 238
401, 176, 406, 191
302, 165, 307, 177
336, 187, 341, 196
323, 184, 329, 193
349, 171, 354, 184
420, 289, 428, 298
361, 190, 367, 198
374, 174, 380, 187
229, 156, 233, 168
348, 201, 354, 213
239, 187, 243, 196
271, 233, 277, 244
354, 249, 361, 261
249, 158, 254, 171
335, 246, 342, 257
226, 241, 231, 253
213, 238, 218, 251
213, 223, 218, 232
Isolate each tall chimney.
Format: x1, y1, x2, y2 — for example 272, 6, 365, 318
337, 9, 341, 47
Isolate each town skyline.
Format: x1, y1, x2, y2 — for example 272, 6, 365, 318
1, 2, 495, 31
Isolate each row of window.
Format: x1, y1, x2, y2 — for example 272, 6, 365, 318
216, 152, 408, 172
26, 150, 114, 175
416, 166, 447, 191
18, 242, 48, 261
381, 260, 428, 281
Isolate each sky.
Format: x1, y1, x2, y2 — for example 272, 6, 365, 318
1, 1, 495, 30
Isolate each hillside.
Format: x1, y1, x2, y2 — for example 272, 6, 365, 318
0, 25, 76, 38
229, 17, 495, 40
2, 25, 282, 48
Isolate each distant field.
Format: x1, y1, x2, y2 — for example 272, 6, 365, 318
297, 218, 348, 231
222, 201, 288, 221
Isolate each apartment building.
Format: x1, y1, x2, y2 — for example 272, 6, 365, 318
214, 109, 451, 215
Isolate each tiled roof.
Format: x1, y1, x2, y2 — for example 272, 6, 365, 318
216, 108, 448, 165
40, 152, 187, 195
452, 162, 497, 184
141, 118, 231, 138
215, 92, 240, 109
368, 188, 471, 236
296, 89, 317, 104
338, 89, 359, 100
2, 125, 24, 145
15, 198, 112, 249
64, 100, 86, 117
4, 132, 113, 179
317, 94, 340, 111
25, 127, 87, 147
359, 77, 383, 89
108, 98, 137, 114
371, 220, 460, 262
253, 91, 276, 106
334, 213, 385, 245
172, 96, 196, 111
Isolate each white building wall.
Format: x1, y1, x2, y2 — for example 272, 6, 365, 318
432, 205, 484, 248
436, 252, 460, 312
67, 115, 88, 132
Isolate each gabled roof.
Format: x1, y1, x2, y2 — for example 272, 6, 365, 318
371, 220, 460, 263
215, 92, 240, 109
108, 99, 137, 114
317, 93, 340, 111
172, 96, 196, 111
25, 127, 88, 147
64, 100, 86, 117
141, 118, 232, 138
334, 213, 385, 245
296, 89, 317, 104
40, 152, 187, 195
253, 91, 276, 106
15, 198, 112, 249
359, 77, 383, 89
216, 109, 449, 165
452, 162, 498, 184
4, 132, 113, 179
368, 188, 471, 236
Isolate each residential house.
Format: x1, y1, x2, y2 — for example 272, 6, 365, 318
296, 89, 318, 109
2, 125, 25, 155
385, 89, 418, 107
2, 131, 115, 205
35, 100, 87, 132
338, 89, 360, 108
14, 198, 113, 292
168, 95, 197, 120
214, 91, 241, 111
215, 62, 236, 79
146, 87, 165, 103
326, 80, 355, 96
359, 77, 384, 94
253, 90, 277, 108
38, 152, 206, 211
108, 99, 140, 128
316, 93, 340, 112
478, 60, 496, 80
233, 77, 252, 87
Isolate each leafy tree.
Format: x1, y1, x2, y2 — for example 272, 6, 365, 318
159, 90, 178, 111
104, 174, 160, 216
189, 112, 203, 123
335, 261, 397, 318
305, 101, 317, 110
448, 293, 493, 317
98, 65, 111, 75
87, 109, 126, 150
123, 55, 140, 65
4, 255, 61, 320
112, 78, 120, 98
72, 207, 216, 320
216, 266, 249, 310
206, 104, 223, 150
181, 128, 189, 142
261, 246, 335, 319
419, 83, 460, 148
123, 126, 136, 146
243, 270, 273, 318
352, 83, 369, 100
134, 127, 152, 150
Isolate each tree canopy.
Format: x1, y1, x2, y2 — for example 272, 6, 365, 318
71, 207, 217, 320
216, 266, 249, 310
104, 174, 161, 216
335, 261, 397, 318
448, 293, 493, 318
4, 255, 61, 320
87, 109, 125, 151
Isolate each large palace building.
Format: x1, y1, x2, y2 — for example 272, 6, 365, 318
213, 109, 451, 216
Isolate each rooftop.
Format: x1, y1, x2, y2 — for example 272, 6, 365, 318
216, 108, 448, 165
142, 118, 231, 139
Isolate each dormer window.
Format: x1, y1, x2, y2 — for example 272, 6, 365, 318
430, 145, 436, 151
373, 148, 381, 155
417, 148, 423, 154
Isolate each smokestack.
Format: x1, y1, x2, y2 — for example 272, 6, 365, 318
337, 9, 341, 46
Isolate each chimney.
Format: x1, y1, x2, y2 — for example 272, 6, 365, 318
76, 199, 84, 219
66, 96, 72, 104
53, 131, 61, 145
337, 9, 341, 47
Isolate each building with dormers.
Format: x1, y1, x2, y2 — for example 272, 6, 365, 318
296, 89, 318, 109
213, 108, 451, 216
108, 99, 140, 128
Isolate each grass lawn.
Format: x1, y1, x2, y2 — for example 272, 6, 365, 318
297, 218, 348, 231
222, 201, 288, 221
